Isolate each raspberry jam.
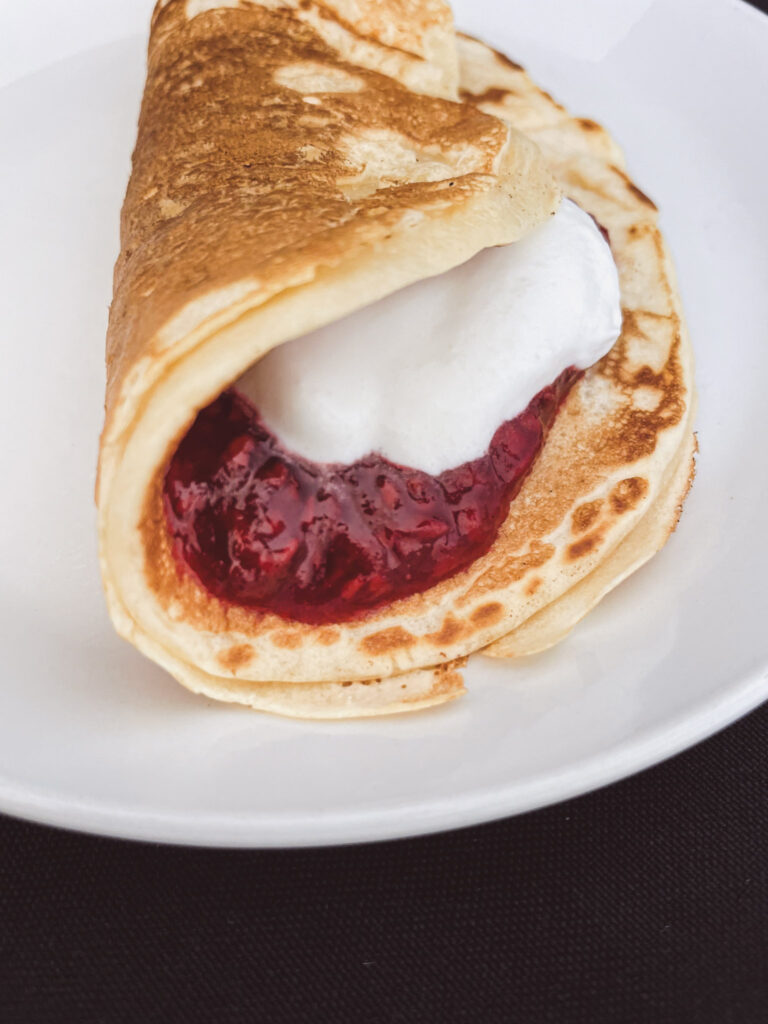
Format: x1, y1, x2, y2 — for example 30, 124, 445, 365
163, 368, 581, 624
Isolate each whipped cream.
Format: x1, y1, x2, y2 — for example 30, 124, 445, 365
237, 199, 622, 475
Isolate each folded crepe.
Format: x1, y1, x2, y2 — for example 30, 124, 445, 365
98, 1, 695, 717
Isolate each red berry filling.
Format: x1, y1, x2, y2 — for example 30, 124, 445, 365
163, 367, 581, 624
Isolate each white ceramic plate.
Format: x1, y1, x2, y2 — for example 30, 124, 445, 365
1, 0, 767, 847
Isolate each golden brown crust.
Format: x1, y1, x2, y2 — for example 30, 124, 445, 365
484, 429, 697, 659
98, 18, 695, 714
104, 1, 522, 437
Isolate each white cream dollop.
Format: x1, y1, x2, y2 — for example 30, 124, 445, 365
237, 199, 622, 475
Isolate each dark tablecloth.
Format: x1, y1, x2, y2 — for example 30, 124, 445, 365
3, 0, 768, 1018
2, 697, 767, 1023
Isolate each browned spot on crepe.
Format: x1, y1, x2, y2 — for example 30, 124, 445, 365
610, 477, 649, 514
461, 542, 556, 604
567, 531, 605, 562
217, 643, 254, 671
524, 576, 543, 597
359, 626, 415, 655
271, 631, 304, 650
572, 500, 603, 535
459, 86, 511, 105
426, 614, 466, 646
470, 601, 504, 626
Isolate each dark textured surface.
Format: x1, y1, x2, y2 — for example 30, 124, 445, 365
2, 698, 768, 1023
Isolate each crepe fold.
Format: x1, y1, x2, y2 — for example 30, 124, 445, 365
98, 2, 695, 717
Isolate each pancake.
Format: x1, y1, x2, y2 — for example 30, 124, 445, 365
98, 4, 695, 716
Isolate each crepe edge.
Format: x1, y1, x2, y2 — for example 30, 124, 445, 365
483, 422, 697, 659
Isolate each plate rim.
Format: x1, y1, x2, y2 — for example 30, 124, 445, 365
1, 664, 766, 847
1, 0, 767, 847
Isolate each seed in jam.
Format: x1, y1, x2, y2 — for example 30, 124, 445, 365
163, 367, 581, 624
